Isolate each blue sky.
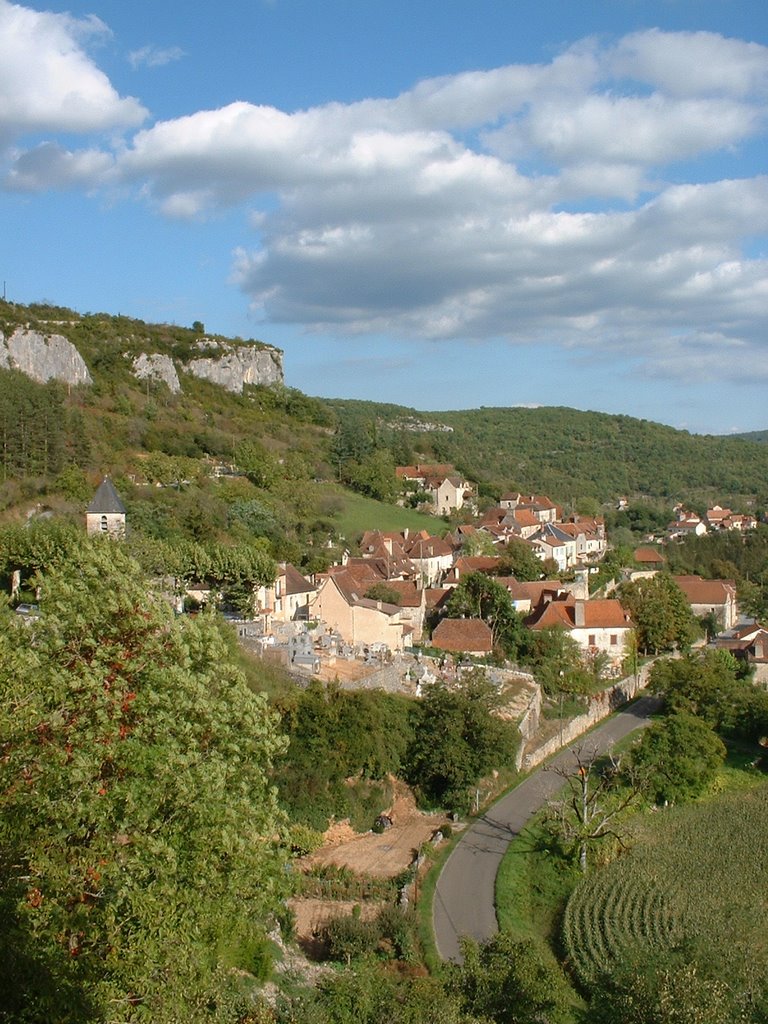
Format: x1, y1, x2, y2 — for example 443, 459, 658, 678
1, 0, 768, 434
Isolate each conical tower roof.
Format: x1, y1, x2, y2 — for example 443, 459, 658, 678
86, 477, 126, 515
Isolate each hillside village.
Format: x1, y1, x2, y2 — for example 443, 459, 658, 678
82, 465, 760, 701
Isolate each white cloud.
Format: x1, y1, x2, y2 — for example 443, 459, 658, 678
2, 10, 768, 386
0, 0, 146, 144
611, 28, 768, 98
4, 140, 113, 190
128, 45, 185, 70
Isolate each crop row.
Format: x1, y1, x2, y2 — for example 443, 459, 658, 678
562, 783, 768, 992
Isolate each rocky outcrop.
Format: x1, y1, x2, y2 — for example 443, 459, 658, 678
132, 353, 181, 394
186, 341, 283, 393
0, 328, 92, 387
0, 325, 284, 396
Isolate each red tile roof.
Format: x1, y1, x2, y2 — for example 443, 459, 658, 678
432, 618, 493, 653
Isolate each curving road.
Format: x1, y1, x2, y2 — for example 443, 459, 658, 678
433, 694, 662, 962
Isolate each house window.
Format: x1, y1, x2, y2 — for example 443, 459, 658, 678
610, 634, 618, 645
588, 634, 596, 646
100, 515, 108, 533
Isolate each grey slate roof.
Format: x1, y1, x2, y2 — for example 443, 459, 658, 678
87, 478, 126, 515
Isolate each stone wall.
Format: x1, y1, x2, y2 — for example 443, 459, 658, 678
517, 663, 653, 772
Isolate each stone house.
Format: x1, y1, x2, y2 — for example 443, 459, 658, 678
525, 595, 634, 669
310, 569, 412, 652
673, 575, 739, 631
254, 563, 316, 627
405, 534, 455, 587
431, 617, 493, 656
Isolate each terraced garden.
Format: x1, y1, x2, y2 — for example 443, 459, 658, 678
562, 782, 768, 997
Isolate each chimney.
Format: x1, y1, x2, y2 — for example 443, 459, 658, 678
574, 601, 586, 627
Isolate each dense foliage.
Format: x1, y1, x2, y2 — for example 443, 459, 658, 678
0, 541, 288, 1022
326, 398, 768, 507
617, 574, 700, 654
273, 682, 414, 831
405, 671, 520, 812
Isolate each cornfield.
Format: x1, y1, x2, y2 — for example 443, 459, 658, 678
562, 783, 768, 995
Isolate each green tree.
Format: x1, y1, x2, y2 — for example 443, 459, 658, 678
648, 651, 744, 732
496, 539, 547, 582
364, 582, 402, 605
545, 745, 647, 872
445, 572, 525, 657
632, 712, 727, 805
461, 531, 497, 557
450, 932, 575, 1024
523, 626, 589, 699
0, 541, 288, 1022
589, 951, 745, 1024
347, 449, 399, 503
233, 440, 278, 490
618, 575, 699, 654
405, 671, 518, 812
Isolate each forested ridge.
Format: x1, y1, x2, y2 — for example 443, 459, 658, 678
326, 398, 768, 508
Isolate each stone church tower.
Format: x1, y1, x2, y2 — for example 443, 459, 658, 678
86, 477, 126, 537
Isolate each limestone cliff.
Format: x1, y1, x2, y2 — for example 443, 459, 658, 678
0, 328, 92, 387
185, 340, 284, 393
132, 353, 182, 394
0, 323, 285, 396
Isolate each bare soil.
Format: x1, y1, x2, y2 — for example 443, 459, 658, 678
305, 782, 449, 878
290, 782, 451, 948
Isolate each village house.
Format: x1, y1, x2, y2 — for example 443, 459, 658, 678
530, 523, 579, 572
442, 555, 502, 588
558, 517, 607, 562
431, 617, 494, 656
396, 464, 474, 515
673, 575, 739, 631
667, 509, 707, 540
714, 623, 768, 685
499, 493, 560, 524
705, 506, 757, 532
253, 563, 316, 628
498, 579, 568, 615
525, 595, 634, 669
380, 579, 429, 642
404, 533, 455, 587
500, 507, 542, 540
85, 477, 126, 538
633, 546, 666, 572
310, 567, 412, 652
358, 530, 416, 578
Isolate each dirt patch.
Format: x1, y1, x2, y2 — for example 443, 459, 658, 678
288, 897, 383, 956
313, 655, 381, 684
305, 782, 450, 878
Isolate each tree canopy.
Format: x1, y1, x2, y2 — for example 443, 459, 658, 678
0, 540, 288, 1022
618, 575, 699, 655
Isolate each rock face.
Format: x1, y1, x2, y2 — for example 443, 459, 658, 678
186, 341, 284, 393
132, 353, 182, 394
0, 326, 284, 396
0, 328, 92, 387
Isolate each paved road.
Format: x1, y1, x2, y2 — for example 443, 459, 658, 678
433, 694, 662, 962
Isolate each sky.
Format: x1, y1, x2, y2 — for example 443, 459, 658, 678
1, 0, 767, 435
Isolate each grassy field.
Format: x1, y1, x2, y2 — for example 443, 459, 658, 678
318, 484, 445, 543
